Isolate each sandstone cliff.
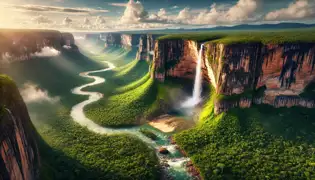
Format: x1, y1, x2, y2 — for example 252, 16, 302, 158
153, 39, 210, 81
99, 33, 142, 48
204, 42, 315, 113
136, 34, 161, 61
153, 38, 315, 112
0, 75, 40, 180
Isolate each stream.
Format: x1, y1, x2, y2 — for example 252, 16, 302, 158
70, 61, 193, 179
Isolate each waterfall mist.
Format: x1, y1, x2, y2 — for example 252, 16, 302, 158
181, 43, 204, 108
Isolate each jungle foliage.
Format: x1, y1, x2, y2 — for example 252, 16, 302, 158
175, 89, 315, 180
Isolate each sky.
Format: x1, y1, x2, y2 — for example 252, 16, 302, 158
0, 0, 315, 31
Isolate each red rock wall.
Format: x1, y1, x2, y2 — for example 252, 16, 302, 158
204, 43, 263, 95
0, 77, 40, 180
205, 42, 315, 96
258, 44, 315, 96
153, 39, 315, 113
153, 40, 209, 82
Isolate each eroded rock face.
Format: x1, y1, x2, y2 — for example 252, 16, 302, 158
0, 76, 40, 180
153, 40, 210, 82
136, 34, 162, 61
100, 33, 142, 48
205, 42, 315, 96
153, 39, 315, 113
205, 43, 263, 95
258, 44, 315, 95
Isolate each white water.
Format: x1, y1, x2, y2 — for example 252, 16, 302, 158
70, 60, 191, 178
182, 44, 204, 108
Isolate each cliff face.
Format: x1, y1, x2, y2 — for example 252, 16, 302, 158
0, 75, 40, 180
153, 39, 210, 81
153, 39, 315, 112
258, 44, 315, 95
0, 30, 75, 63
205, 43, 263, 95
205, 43, 315, 95
136, 34, 161, 61
99, 33, 142, 48
204, 42, 315, 113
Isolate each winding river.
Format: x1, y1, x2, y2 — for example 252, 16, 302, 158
70, 61, 192, 179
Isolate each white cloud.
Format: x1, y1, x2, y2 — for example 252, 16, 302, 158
20, 82, 60, 104
63, 17, 73, 25
10, 4, 108, 14
32, 15, 53, 24
83, 17, 91, 25
171, 6, 179, 9
195, 4, 221, 24
265, 0, 315, 21
31, 47, 61, 57
0, 52, 12, 64
95, 16, 106, 25
158, 8, 167, 17
177, 8, 193, 21
121, 0, 148, 23
109, 3, 127, 7
225, 0, 260, 22
178, 0, 261, 25
63, 45, 72, 49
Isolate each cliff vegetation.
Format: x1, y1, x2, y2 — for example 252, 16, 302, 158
159, 28, 315, 44
175, 89, 315, 180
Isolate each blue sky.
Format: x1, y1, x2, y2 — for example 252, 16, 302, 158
1, 0, 315, 31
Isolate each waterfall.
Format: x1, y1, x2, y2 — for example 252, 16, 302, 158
182, 43, 204, 108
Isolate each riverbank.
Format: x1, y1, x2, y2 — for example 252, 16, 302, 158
170, 137, 203, 180
149, 114, 195, 133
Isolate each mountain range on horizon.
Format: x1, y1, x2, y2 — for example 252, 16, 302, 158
119, 22, 315, 34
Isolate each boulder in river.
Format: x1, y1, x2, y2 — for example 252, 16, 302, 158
159, 147, 169, 155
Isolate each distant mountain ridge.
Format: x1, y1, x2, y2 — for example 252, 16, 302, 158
199, 23, 315, 31
120, 23, 315, 34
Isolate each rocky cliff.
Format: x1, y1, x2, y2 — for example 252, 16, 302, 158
0, 75, 40, 180
0, 30, 75, 63
153, 39, 210, 81
153, 38, 315, 112
204, 42, 315, 113
205, 43, 315, 96
99, 33, 142, 48
136, 34, 161, 61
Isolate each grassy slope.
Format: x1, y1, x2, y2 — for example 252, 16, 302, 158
158, 28, 315, 44
1, 49, 160, 179
175, 89, 315, 180
85, 60, 159, 127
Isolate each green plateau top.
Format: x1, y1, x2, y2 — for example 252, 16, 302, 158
158, 28, 315, 44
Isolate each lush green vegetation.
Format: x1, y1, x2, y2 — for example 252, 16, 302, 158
32, 103, 159, 180
0, 74, 23, 107
139, 128, 158, 141
1, 47, 161, 180
175, 89, 315, 180
85, 60, 161, 127
215, 86, 266, 102
159, 29, 315, 44
300, 82, 315, 99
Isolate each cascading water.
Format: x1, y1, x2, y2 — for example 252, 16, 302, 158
182, 43, 204, 108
